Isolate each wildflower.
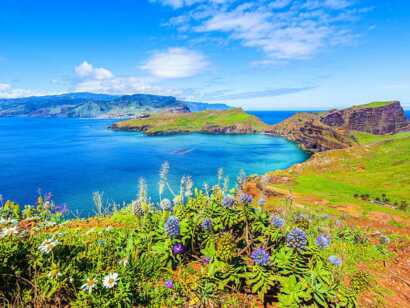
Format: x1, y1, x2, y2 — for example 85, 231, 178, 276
132, 200, 144, 216
316, 234, 331, 249
103, 273, 118, 289
201, 256, 211, 265
328, 255, 342, 266
165, 216, 180, 237
251, 247, 270, 266
165, 279, 174, 289
286, 227, 308, 249
173, 195, 182, 205
51, 204, 68, 215
48, 270, 62, 279
160, 198, 173, 211
222, 195, 235, 208
0, 226, 19, 238
118, 257, 129, 266
39, 238, 59, 254
81, 277, 97, 293
172, 242, 185, 255
271, 215, 285, 228
201, 218, 212, 231
258, 197, 266, 207
380, 235, 390, 245
239, 192, 253, 204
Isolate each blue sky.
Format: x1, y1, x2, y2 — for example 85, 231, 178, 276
0, 0, 409, 110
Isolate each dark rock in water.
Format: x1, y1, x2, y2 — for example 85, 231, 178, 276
320, 101, 409, 135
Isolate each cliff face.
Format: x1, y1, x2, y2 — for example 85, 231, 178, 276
268, 113, 354, 153
320, 101, 408, 135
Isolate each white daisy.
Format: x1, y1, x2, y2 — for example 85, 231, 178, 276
81, 277, 97, 293
0, 226, 19, 238
39, 238, 59, 254
102, 272, 118, 289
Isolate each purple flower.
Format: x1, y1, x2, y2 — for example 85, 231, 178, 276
251, 247, 270, 266
201, 256, 211, 265
328, 255, 342, 266
258, 197, 266, 206
380, 235, 390, 245
46, 192, 53, 202
286, 227, 308, 249
51, 204, 68, 215
222, 195, 235, 208
172, 242, 185, 255
164, 279, 174, 289
316, 234, 331, 249
201, 218, 212, 231
165, 216, 180, 237
239, 193, 253, 204
271, 215, 285, 228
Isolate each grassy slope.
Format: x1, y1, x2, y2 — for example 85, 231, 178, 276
272, 132, 410, 215
350, 101, 395, 110
113, 108, 269, 134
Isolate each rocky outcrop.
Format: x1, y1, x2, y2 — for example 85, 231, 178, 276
267, 113, 354, 153
320, 101, 408, 135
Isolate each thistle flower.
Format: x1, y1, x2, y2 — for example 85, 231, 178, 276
201, 218, 212, 231
286, 227, 308, 249
172, 242, 185, 255
328, 255, 342, 266
316, 234, 331, 249
165, 216, 180, 237
51, 204, 68, 215
39, 238, 59, 254
160, 198, 173, 211
0, 226, 19, 238
165, 279, 174, 289
132, 200, 144, 216
271, 216, 285, 228
81, 277, 97, 293
251, 247, 270, 266
239, 193, 253, 204
222, 195, 235, 208
103, 273, 118, 289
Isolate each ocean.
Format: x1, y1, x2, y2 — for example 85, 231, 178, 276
0, 112, 308, 216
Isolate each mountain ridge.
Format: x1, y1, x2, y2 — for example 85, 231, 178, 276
0, 92, 230, 118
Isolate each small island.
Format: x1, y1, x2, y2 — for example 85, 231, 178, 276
110, 108, 269, 135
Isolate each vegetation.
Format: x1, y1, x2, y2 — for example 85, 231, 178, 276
271, 132, 410, 215
0, 164, 394, 307
350, 101, 396, 110
112, 108, 269, 135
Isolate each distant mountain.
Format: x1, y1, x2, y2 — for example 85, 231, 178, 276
0, 92, 230, 118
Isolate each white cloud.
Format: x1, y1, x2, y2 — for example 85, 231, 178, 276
74, 61, 113, 80
141, 48, 208, 78
0, 83, 11, 91
0, 83, 50, 98
156, 0, 364, 60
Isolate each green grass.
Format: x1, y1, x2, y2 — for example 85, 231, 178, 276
113, 108, 269, 134
353, 130, 410, 144
281, 134, 410, 215
350, 101, 395, 110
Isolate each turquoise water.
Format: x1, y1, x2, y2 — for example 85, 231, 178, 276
0, 116, 308, 215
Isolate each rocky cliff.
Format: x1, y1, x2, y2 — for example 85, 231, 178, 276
268, 113, 354, 153
320, 101, 408, 134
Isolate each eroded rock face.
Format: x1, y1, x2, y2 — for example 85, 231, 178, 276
268, 113, 354, 153
320, 101, 408, 134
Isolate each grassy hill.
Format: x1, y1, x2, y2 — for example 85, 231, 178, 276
111, 108, 269, 135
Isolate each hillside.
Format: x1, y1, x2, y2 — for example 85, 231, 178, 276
111, 108, 269, 135
0, 92, 230, 118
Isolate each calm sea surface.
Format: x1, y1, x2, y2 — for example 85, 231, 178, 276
0, 112, 308, 215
